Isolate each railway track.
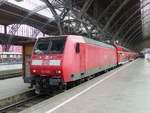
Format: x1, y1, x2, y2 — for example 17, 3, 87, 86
0, 76, 92, 113
0, 95, 38, 113
0, 68, 22, 80
0, 90, 63, 113
0, 72, 21, 80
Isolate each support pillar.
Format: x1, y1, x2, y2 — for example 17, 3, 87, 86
2, 25, 9, 52
4, 25, 7, 34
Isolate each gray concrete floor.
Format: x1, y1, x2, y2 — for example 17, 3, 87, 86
0, 77, 30, 99
20, 59, 150, 113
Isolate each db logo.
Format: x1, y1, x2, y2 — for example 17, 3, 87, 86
43, 60, 49, 65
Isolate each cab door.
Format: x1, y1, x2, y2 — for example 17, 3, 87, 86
79, 43, 86, 72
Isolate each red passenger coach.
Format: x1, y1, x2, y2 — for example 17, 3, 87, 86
128, 51, 138, 60
30, 35, 117, 94
115, 45, 130, 65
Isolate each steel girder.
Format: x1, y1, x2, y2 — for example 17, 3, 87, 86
111, 1, 150, 47
0, 0, 143, 51
103, 0, 130, 31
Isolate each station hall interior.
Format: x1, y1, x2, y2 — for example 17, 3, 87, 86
0, 0, 150, 113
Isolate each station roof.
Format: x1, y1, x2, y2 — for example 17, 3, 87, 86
0, 1, 58, 34
0, 0, 147, 51
0, 33, 36, 45
72, 0, 142, 49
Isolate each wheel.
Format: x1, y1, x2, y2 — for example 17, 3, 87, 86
58, 82, 67, 92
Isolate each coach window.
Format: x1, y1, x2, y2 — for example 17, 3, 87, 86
76, 43, 80, 53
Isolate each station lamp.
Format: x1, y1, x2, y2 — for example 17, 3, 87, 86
15, 0, 23, 2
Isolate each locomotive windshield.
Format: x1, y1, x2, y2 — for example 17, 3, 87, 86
34, 37, 66, 54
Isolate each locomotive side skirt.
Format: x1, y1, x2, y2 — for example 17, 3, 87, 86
71, 64, 116, 81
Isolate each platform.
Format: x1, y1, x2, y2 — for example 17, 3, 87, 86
0, 64, 22, 71
20, 59, 150, 113
0, 77, 30, 100
0, 64, 22, 78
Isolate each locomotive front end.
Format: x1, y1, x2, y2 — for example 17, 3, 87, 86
30, 36, 66, 94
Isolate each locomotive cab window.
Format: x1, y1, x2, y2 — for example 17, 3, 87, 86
34, 37, 66, 54
76, 43, 80, 53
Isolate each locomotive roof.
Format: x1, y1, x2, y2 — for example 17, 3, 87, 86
38, 35, 115, 49
39, 35, 67, 38
84, 37, 115, 49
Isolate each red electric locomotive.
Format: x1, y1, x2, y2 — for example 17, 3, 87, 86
30, 35, 117, 94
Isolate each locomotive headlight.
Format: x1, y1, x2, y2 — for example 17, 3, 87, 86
57, 70, 61, 73
54, 70, 61, 74
33, 70, 36, 72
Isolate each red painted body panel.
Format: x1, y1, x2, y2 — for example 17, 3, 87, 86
62, 35, 85, 82
84, 44, 117, 71
59, 35, 117, 82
